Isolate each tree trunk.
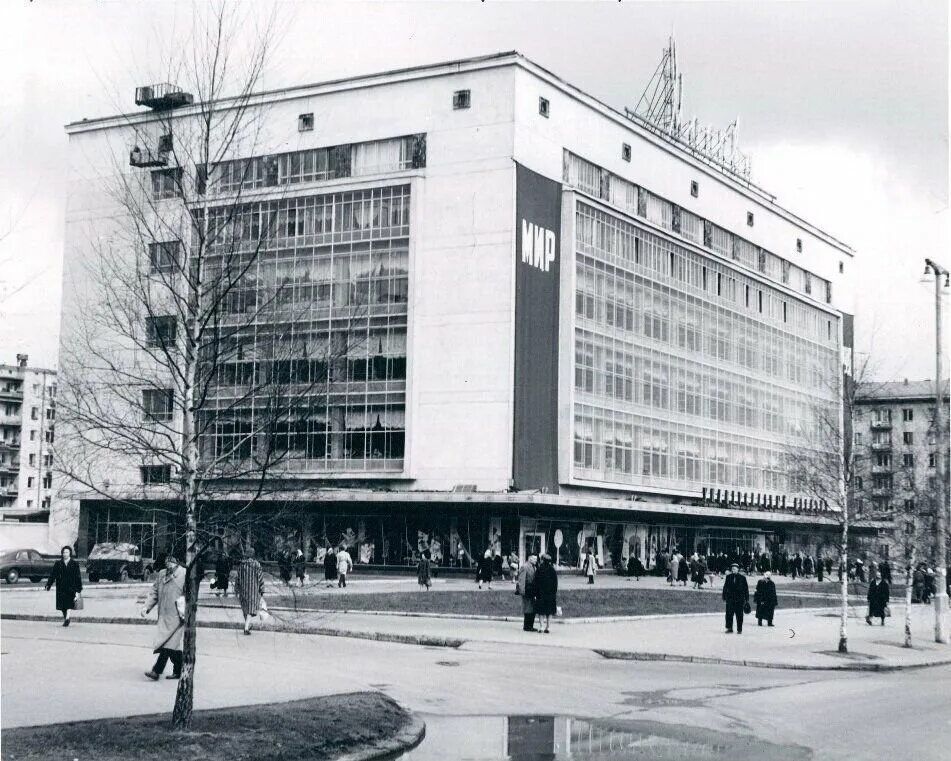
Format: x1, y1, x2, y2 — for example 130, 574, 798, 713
838, 524, 848, 653
904, 548, 916, 648
173, 541, 199, 728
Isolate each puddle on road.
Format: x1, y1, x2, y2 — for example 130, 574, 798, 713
396, 714, 811, 760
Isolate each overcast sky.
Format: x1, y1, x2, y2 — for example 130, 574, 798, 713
1, 0, 948, 380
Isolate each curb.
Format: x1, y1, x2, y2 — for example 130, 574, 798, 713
0, 613, 464, 649
334, 712, 426, 761
593, 648, 951, 672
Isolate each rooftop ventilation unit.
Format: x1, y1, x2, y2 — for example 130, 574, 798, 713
135, 83, 194, 111
451, 484, 478, 493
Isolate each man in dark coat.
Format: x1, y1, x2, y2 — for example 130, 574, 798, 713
46, 546, 83, 626
323, 546, 337, 586
816, 556, 824, 582
754, 571, 778, 626
866, 569, 890, 625
879, 559, 891, 585
722, 563, 750, 634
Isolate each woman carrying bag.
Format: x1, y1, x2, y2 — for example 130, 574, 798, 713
46, 545, 83, 627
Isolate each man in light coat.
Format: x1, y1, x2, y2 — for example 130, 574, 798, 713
141, 554, 186, 680
516, 554, 538, 632
336, 545, 353, 588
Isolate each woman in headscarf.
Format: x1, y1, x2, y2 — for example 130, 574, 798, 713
533, 554, 558, 634
476, 549, 494, 590
235, 546, 266, 635
417, 549, 432, 590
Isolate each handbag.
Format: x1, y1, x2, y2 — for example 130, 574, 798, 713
743, 601, 751, 614
72, 593, 84, 610
556, 605, 563, 617
884, 604, 891, 618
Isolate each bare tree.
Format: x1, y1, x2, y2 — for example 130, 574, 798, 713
785, 356, 884, 654
53, 4, 380, 728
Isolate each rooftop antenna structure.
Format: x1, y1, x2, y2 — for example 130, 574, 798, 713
626, 37, 753, 185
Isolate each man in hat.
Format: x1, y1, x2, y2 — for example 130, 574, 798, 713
721, 562, 750, 634
141, 553, 186, 680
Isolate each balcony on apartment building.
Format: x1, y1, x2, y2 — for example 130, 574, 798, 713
870, 440, 892, 451
870, 419, 893, 431
0, 387, 23, 402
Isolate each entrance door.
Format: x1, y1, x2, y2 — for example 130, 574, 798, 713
523, 531, 546, 561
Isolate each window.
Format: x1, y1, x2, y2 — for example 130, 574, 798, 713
796, 238, 803, 253
142, 389, 174, 422
839, 261, 844, 274
538, 96, 550, 118
145, 316, 177, 348
29, 430, 36, 441
42, 497, 50, 509
140, 465, 172, 484
746, 211, 754, 227
903, 431, 914, 445
28, 454, 35, 466
44, 428, 54, 443
452, 90, 471, 110
873, 407, 892, 423
45, 407, 54, 421
929, 453, 937, 468
872, 474, 892, 490
902, 453, 915, 468
27, 476, 34, 488
298, 113, 314, 131
874, 452, 891, 467
42, 472, 52, 489
855, 476, 863, 490
621, 143, 632, 162
43, 453, 53, 467
31, 407, 37, 420
148, 241, 180, 274
690, 180, 699, 198
151, 168, 183, 200
902, 408, 914, 422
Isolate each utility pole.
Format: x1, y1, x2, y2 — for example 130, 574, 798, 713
923, 258, 949, 644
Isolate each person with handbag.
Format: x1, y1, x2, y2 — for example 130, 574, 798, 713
141, 554, 186, 680
235, 547, 266, 635
722, 562, 750, 634
866, 569, 890, 626
46, 545, 83, 627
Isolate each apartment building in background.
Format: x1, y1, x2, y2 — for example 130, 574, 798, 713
55, 51, 884, 567
853, 379, 950, 560
0, 355, 57, 517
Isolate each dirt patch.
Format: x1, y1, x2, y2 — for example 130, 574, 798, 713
255, 588, 838, 619
3, 692, 414, 761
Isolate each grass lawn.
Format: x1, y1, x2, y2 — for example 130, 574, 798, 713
259, 587, 840, 618
2, 692, 412, 761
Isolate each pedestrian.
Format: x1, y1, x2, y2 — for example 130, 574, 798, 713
583, 547, 597, 585
668, 551, 680, 586
141, 554, 186, 679
278, 549, 292, 586
476, 549, 494, 590
493, 552, 504, 579
913, 565, 925, 603
803, 555, 814, 578
677, 553, 689, 586
417, 549, 432, 589
336, 545, 353, 588
533, 553, 558, 634
816, 555, 824, 583
213, 551, 232, 597
879, 559, 891, 585
754, 571, 778, 627
324, 546, 337, 587
627, 554, 644, 580
722, 562, 750, 634
923, 568, 936, 604
516, 554, 538, 632
235, 547, 266, 635
508, 552, 520, 582
45, 545, 83, 627
293, 549, 306, 588
855, 557, 866, 583
866, 569, 890, 626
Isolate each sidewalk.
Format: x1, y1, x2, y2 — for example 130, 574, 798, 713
3, 585, 948, 671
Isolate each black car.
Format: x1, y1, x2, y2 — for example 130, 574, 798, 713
0, 548, 59, 584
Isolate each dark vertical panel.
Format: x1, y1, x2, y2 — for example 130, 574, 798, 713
513, 164, 562, 492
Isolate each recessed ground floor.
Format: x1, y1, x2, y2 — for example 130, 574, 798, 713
71, 493, 889, 571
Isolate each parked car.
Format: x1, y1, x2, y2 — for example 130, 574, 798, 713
0, 548, 59, 584
86, 542, 150, 582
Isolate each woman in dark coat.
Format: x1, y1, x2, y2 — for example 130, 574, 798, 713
323, 547, 337, 586
754, 571, 778, 626
213, 552, 232, 597
866, 570, 890, 625
46, 546, 83, 626
533, 554, 558, 633
677, 556, 689, 585
476, 549, 494, 589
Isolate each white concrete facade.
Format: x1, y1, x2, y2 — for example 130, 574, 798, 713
55, 52, 856, 553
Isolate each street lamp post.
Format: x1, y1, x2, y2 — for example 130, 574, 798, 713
923, 258, 949, 644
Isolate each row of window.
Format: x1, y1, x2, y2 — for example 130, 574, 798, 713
150, 135, 425, 201
868, 451, 938, 469
576, 204, 838, 346
565, 151, 833, 304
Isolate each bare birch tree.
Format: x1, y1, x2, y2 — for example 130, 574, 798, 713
52, 4, 368, 728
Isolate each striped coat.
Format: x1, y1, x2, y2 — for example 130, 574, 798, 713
235, 558, 265, 617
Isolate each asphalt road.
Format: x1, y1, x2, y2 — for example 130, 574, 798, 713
2, 618, 948, 761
